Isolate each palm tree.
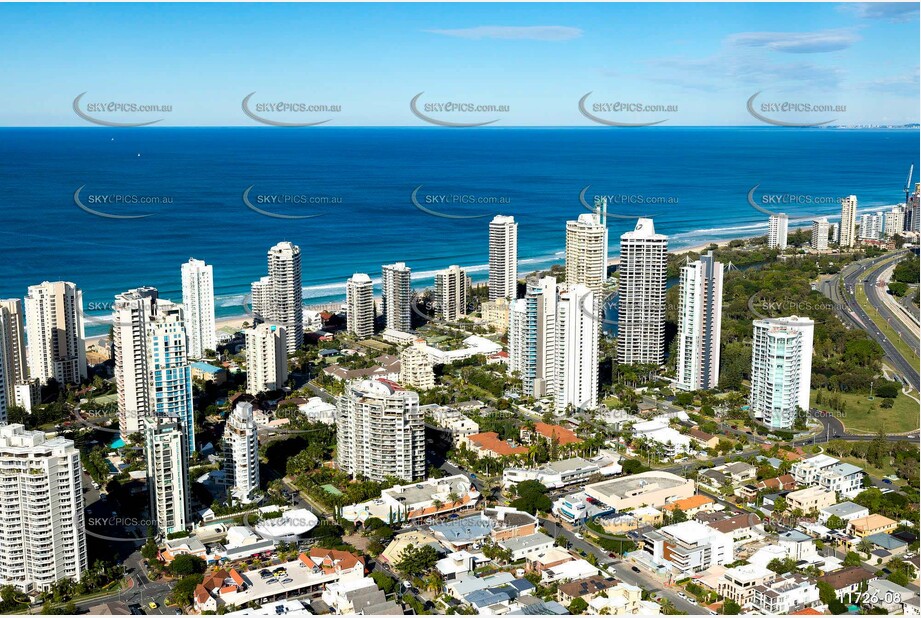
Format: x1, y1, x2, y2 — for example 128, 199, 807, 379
857, 538, 873, 557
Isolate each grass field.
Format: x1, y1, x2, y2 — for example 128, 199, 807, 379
810, 389, 919, 435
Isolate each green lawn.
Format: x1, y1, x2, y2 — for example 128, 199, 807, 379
810, 389, 919, 435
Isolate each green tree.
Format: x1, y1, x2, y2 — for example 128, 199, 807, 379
568, 598, 588, 615
721, 599, 741, 615
169, 574, 204, 607
395, 543, 439, 577
818, 581, 837, 606
509, 480, 552, 515
169, 554, 206, 577
825, 514, 845, 530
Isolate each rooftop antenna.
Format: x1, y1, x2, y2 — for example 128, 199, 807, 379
905, 164, 914, 204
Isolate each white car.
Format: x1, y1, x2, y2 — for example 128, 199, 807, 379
573, 532, 583, 540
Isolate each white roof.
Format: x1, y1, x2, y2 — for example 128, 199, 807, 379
661, 520, 718, 544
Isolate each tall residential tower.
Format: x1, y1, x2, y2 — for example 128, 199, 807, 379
675, 252, 723, 391
180, 258, 216, 358
617, 218, 668, 366
489, 215, 518, 301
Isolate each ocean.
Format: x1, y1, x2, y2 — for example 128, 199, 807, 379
1, 127, 917, 335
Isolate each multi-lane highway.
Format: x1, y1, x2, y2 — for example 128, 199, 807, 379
819, 250, 920, 390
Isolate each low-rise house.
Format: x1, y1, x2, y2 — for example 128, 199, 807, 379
687, 428, 719, 450
704, 512, 760, 545
161, 536, 208, 563
865, 532, 908, 559
436, 550, 479, 581
630, 419, 692, 459
757, 474, 797, 492
819, 501, 870, 525
778, 530, 819, 562
499, 532, 555, 562
785, 486, 836, 513
792, 455, 864, 498
718, 564, 774, 607
698, 462, 757, 493
462, 579, 536, 614
430, 507, 538, 551
662, 495, 715, 518
380, 530, 442, 566
321, 577, 392, 614
424, 405, 480, 440
323, 354, 401, 382
643, 520, 734, 574
749, 573, 820, 615
540, 559, 599, 583
526, 547, 574, 574
864, 579, 917, 613
191, 361, 227, 384
587, 582, 662, 615
557, 575, 620, 606
848, 514, 898, 538
445, 572, 515, 600
817, 566, 876, 601
522, 422, 583, 447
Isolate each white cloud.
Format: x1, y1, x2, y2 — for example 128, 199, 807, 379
726, 29, 859, 53
425, 25, 583, 41
839, 2, 920, 22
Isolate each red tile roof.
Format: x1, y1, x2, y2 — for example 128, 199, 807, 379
534, 422, 582, 445
467, 432, 529, 456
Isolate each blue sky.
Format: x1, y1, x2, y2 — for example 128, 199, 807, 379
1, 2, 918, 126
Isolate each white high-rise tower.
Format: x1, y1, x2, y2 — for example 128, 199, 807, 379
245, 323, 288, 395
555, 284, 599, 412
266, 242, 303, 353
223, 402, 260, 502
346, 273, 375, 339
24, 281, 87, 385
839, 195, 857, 247
145, 417, 191, 536
768, 214, 789, 250
676, 252, 723, 391
811, 218, 830, 251
336, 379, 424, 482
381, 262, 412, 332
0, 299, 28, 422
565, 200, 608, 298
181, 258, 216, 358
0, 425, 87, 592
434, 265, 469, 322
489, 215, 518, 301
750, 316, 814, 430
617, 218, 668, 366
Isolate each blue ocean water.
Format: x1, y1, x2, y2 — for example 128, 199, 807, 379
1, 127, 917, 335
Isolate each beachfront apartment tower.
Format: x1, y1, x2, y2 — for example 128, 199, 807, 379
336, 378, 425, 482
839, 195, 857, 247
0, 424, 86, 593
555, 284, 599, 411
508, 277, 557, 399
489, 215, 518, 301
565, 201, 608, 299
345, 273, 375, 339
24, 281, 87, 385
266, 242, 303, 354
434, 265, 469, 322
617, 218, 668, 366
768, 214, 789, 250
250, 276, 272, 324
245, 323, 288, 395
145, 417, 191, 537
676, 252, 724, 391
884, 206, 905, 239
381, 262, 412, 333
750, 316, 814, 430
223, 401, 260, 503
859, 213, 883, 241
0, 299, 28, 422
180, 258, 216, 358
811, 218, 830, 251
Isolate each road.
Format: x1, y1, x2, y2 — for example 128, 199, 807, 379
820, 251, 920, 390
539, 518, 705, 614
